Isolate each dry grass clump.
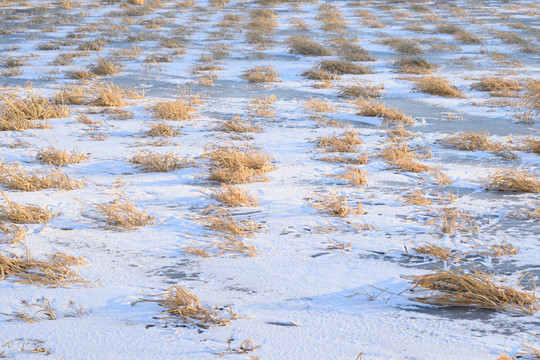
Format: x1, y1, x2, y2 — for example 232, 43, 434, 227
241, 65, 280, 83
356, 99, 414, 125
0, 223, 27, 244
316, 153, 368, 165
333, 167, 368, 186
0, 251, 88, 287
339, 82, 382, 98
146, 121, 181, 137
90, 82, 141, 107
402, 190, 433, 206
152, 99, 195, 120
314, 130, 362, 153
203, 143, 275, 184
129, 150, 194, 172
381, 38, 424, 55
133, 286, 241, 328
425, 206, 478, 234
436, 23, 464, 35
442, 131, 491, 151
199, 206, 263, 237
0, 162, 85, 191
454, 30, 482, 44
381, 143, 432, 173
210, 184, 258, 207
286, 36, 331, 56
53, 84, 87, 105
77, 39, 107, 51
66, 69, 98, 81
217, 115, 262, 134
92, 194, 155, 230
304, 98, 337, 114
471, 77, 520, 97
0, 191, 55, 224
127, 0, 144, 5
486, 169, 540, 193
185, 236, 259, 258
317, 8, 348, 32
248, 95, 276, 118
333, 38, 375, 62
413, 244, 453, 261
35, 146, 87, 166
393, 56, 437, 74
309, 191, 363, 217
413, 76, 464, 98
521, 137, 540, 154
315, 60, 373, 75
406, 268, 539, 314
0, 89, 69, 131
88, 57, 122, 76
301, 69, 339, 81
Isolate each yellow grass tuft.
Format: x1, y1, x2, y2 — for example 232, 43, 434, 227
241, 65, 280, 83
217, 115, 262, 134
315, 60, 372, 75
210, 184, 259, 207
406, 268, 539, 314
0, 251, 88, 287
316, 153, 368, 165
471, 77, 520, 97
486, 169, 540, 193
35, 146, 87, 166
402, 190, 433, 206
393, 56, 437, 74
133, 285, 243, 328
0, 191, 55, 224
248, 95, 276, 118
198, 206, 263, 237
356, 99, 414, 125
413, 244, 453, 261
146, 121, 181, 137
129, 150, 194, 172
442, 131, 491, 151
152, 99, 195, 120
314, 130, 362, 153
309, 191, 363, 217
90, 82, 141, 107
413, 76, 464, 98
0, 88, 69, 131
0, 161, 85, 191
333, 167, 368, 186
380, 143, 432, 173
286, 36, 331, 56
92, 194, 155, 231
89, 57, 122, 76
0, 223, 27, 244
339, 82, 383, 98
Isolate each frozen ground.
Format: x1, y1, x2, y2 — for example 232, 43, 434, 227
0, 0, 539, 359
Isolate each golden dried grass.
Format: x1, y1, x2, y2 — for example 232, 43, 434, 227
152, 99, 195, 120
0, 223, 27, 244
339, 82, 383, 98
217, 115, 262, 134
90, 82, 141, 107
413, 76, 464, 98
0, 88, 69, 131
129, 150, 195, 172
198, 206, 263, 237
185, 236, 259, 258
316, 153, 368, 165
301, 69, 339, 81
402, 190, 433, 206
356, 99, 414, 125
406, 268, 538, 314
442, 131, 491, 151
0, 161, 85, 191
333, 167, 368, 186
92, 195, 155, 230
425, 206, 479, 235
309, 191, 363, 217
304, 98, 337, 114
146, 121, 181, 137
241, 65, 280, 83
133, 285, 243, 328
471, 77, 520, 97
333, 38, 375, 62
248, 95, 276, 118
393, 56, 437, 74
0, 191, 55, 224
210, 184, 259, 207
35, 146, 87, 166
486, 169, 540, 193
413, 244, 453, 261
0, 251, 88, 287
89, 57, 122, 76
286, 36, 331, 56
315, 60, 373, 75
380, 143, 432, 173
314, 130, 362, 153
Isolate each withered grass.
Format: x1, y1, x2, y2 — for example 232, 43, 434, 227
241, 65, 280, 83
217, 116, 262, 134
152, 99, 195, 120
35, 146, 87, 166
315, 60, 373, 75
129, 150, 195, 172
0, 223, 27, 244
0, 191, 55, 224
93, 195, 155, 230
333, 167, 368, 186
413, 76, 464, 98
210, 184, 259, 207
287, 36, 331, 56
198, 206, 263, 237
309, 191, 363, 217
471, 77, 520, 97
146, 121, 181, 137
356, 99, 414, 125
486, 169, 540, 193
406, 268, 539, 315
0, 161, 85, 191
314, 130, 362, 153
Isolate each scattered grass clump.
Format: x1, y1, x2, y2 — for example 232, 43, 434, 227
129, 150, 194, 172
471, 77, 520, 97
356, 99, 414, 125
90, 82, 141, 107
521, 137, 540, 154
203, 143, 275, 184
133, 285, 242, 328
380, 142, 432, 173
381, 38, 424, 54
286, 36, 331, 56
89, 57, 122, 76
301, 69, 339, 81
199, 206, 263, 237
0, 191, 55, 224
393, 56, 437, 74
454, 30, 482, 44
53, 84, 87, 105
217, 116, 262, 134
486, 169, 540, 193
210, 184, 259, 207
316, 153, 368, 165
66, 69, 98, 81
241, 65, 280, 83
0, 250, 87, 287
425, 206, 479, 235
314, 130, 362, 153
0, 89, 69, 131
315, 60, 373, 75
146, 121, 181, 137
248, 95, 276, 118
152, 99, 195, 120
402, 190, 433, 206
442, 131, 491, 151
333, 167, 368, 186
339, 82, 382, 98
309, 191, 363, 217
35, 146, 87, 166
413, 76, 464, 98
413, 244, 453, 261
0, 223, 27, 244
406, 268, 539, 315
92, 194, 155, 230
0, 162, 85, 191
333, 38, 375, 62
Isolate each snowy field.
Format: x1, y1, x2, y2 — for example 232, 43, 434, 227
0, 0, 539, 359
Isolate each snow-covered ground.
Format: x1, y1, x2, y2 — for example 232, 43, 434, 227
0, 0, 539, 359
